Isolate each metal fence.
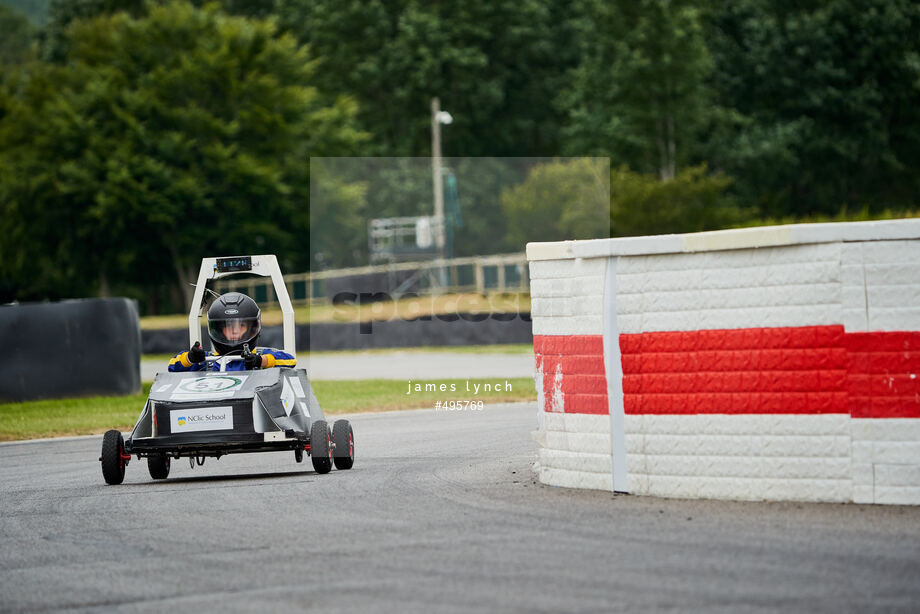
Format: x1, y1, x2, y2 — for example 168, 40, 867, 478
213, 253, 529, 308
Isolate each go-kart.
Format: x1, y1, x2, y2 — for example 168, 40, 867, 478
99, 255, 354, 484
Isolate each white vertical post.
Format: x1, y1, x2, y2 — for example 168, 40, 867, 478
603, 256, 629, 492
188, 260, 213, 348
474, 261, 484, 295
267, 259, 296, 357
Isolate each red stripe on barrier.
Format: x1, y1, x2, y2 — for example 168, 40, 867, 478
846, 332, 920, 418
534, 334, 607, 414
536, 328, 920, 417
619, 326, 845, 353
623, 370, 848, 394
564, 393, 609, 414
620, 326, 848, 415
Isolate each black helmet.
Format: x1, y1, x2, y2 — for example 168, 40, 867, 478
207, 292, 262, 355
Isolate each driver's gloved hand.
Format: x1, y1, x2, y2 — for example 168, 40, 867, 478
188, 341, 206, 364
243, 350, 261, 370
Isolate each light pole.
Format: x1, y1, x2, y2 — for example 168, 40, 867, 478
430, 97, 453, 262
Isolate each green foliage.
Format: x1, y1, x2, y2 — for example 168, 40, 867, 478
42, 0, 280, 61
502, 158, 610, 247
0, 0, 50, 25
610, 165, 745, 237
447, 158, 533, 257
704, 0, 920, 216
0, 4, 34, 65
310, 157, 537, 266
309, 160, 368, 269
281, 0, 577, 157
311, 378, 536, 413
3, 0, 920, 307
0, 383, 150, 441
0, 378, 536, 440
43, 0, 147, 60
0, 1, 364, 305
736, 207, 920, 229
562, 0, 714, 179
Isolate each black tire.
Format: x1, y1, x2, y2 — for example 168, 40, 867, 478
332, 420, 354, 470
310, 420, 332, 474
148, 454, 170, 480
101, 430, 126, 485
294, 446, 304, 463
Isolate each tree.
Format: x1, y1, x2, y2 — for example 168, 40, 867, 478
309, 159, 368, 269
0, 0, 51, 25
308, 157, 538, 267
704, 0, 920, 217
0, 4, 35, 65
42, 0, 147, 60
609, 164, 744, 236
501, 158, 610, 248
561, 0, 714, 180
0, 1, 365, 308
280, 0, 580, 157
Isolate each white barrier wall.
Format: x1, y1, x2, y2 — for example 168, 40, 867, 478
527, 220, 920, 504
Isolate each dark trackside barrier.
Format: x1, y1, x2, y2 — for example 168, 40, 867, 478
301, 312, 533, 350
326, 272, 419, 304
142, 312, 533, 354
141, 326, 207, 355
0, 298, 141, 402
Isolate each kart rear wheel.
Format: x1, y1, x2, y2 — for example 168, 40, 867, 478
332, 420, 354, 470
310, 420, 332, 474
148, 454, 170, 480
101, 430, 126, 485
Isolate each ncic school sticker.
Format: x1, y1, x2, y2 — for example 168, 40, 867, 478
171, 375, 248, 399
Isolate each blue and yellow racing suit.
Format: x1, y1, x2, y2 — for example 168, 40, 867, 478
168, 347, 296, 372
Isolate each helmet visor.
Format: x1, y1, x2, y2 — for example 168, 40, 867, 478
208, 317, 261, 350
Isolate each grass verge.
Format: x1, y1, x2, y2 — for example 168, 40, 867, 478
0, 384, 153, 442
312, 378, 535, 413
0, 378, 536, 442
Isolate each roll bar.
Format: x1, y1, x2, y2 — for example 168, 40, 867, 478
187, 255, 295, 357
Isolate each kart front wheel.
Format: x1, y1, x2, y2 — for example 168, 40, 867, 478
100, 430, 127, 485
310, 420, 332, 474
148, 454, 170, 480
332, 419, 354, 470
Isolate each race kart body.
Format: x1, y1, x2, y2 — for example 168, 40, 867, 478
100, 255, 354, 484
131, 367, 320, 457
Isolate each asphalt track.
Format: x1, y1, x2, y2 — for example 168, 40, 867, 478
2, 402, 919, 613
141, 352, 535, 381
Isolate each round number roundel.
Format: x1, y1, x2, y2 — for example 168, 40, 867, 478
178, 376, 242, 393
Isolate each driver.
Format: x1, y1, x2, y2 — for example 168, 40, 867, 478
168, 292, 296, 372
